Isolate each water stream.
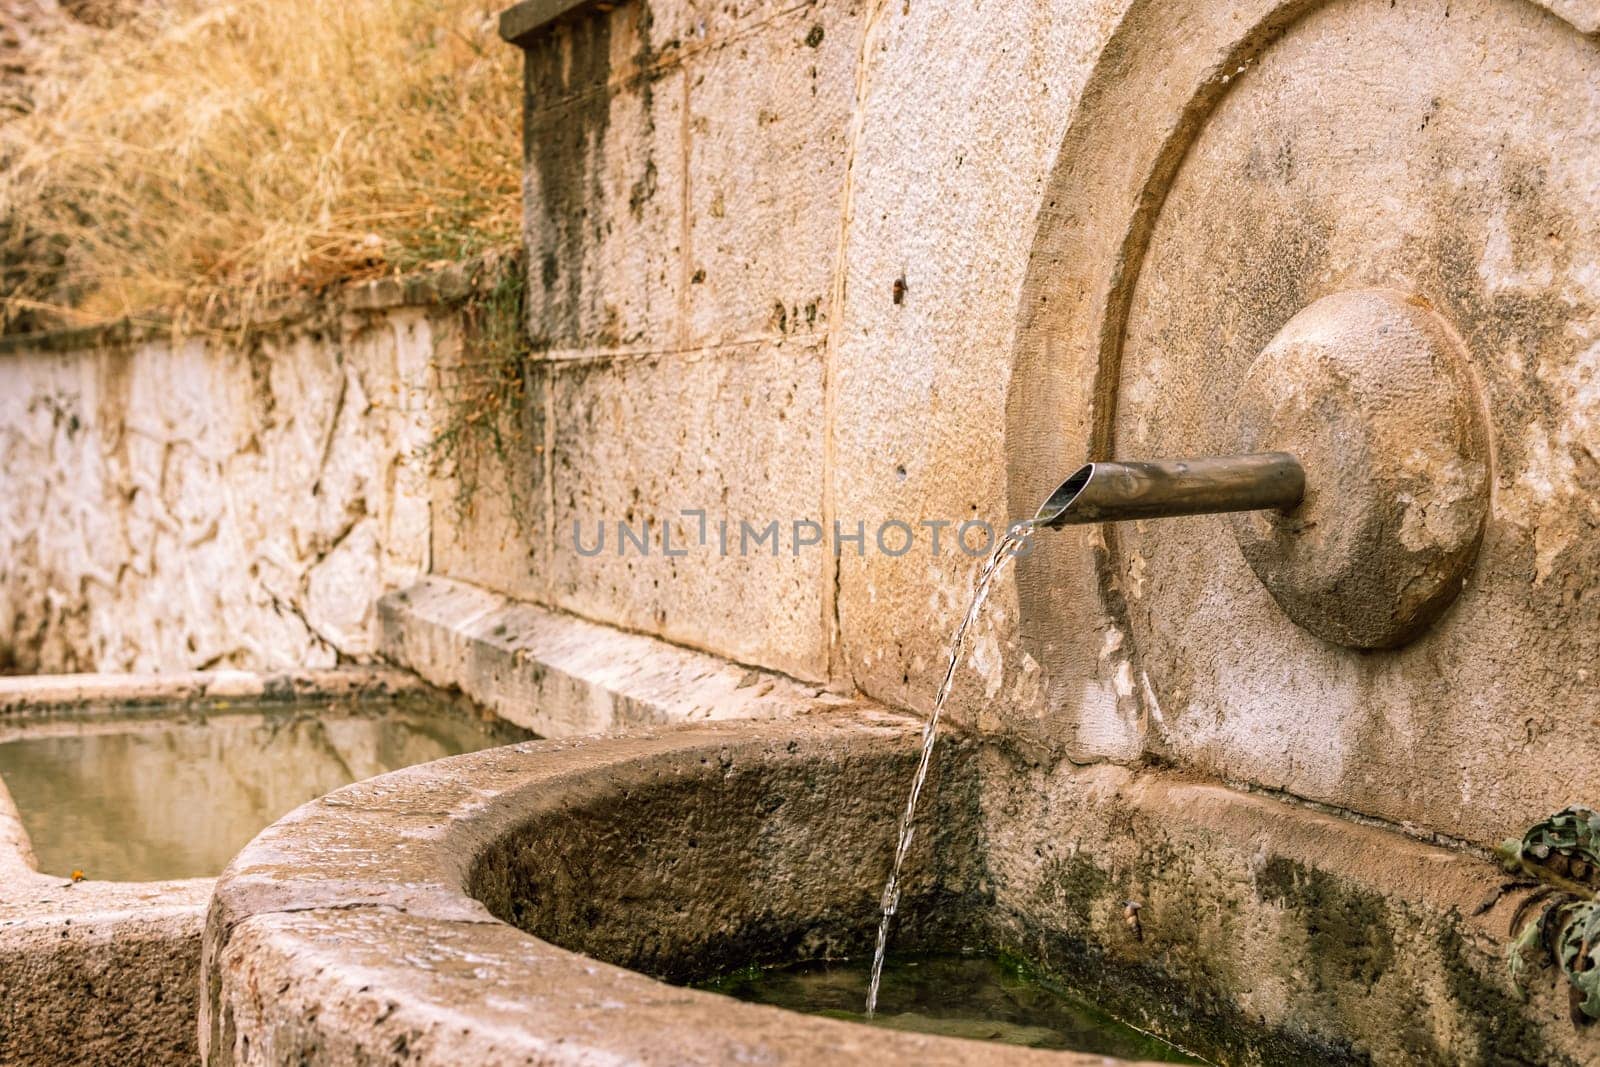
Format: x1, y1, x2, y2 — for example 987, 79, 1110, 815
866, 520, 1036, 1015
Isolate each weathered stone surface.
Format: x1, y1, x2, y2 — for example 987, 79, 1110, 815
424, 320, 550, 604
0, 902, 206, 1066
517, 0, 861, 357
0, 308, 437, 673
1227, 289, 1490, 649
378, 576, 851, 736
0, 665, 431, 714
831, 0, 1134, 757
211, 904, 1113, 1067
494, 0, 868, 682
520, 3, 686, 354
1, 765, 210, 1065
4, 0, 1599, 983
546, 343, 828, 680
0, 775, 35, 870
983, 752, 1600, 1066
1007, 0, 1600, 846
0, 667, 471, 1067
680, 0, 857, 348
201, 715, 1599, 1065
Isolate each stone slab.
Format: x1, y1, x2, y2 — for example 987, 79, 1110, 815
0, 666, 431, 716
680, 0, 859, 348
520, 5, 687, 354
545, 343, 828, 680
378, 575, 853, 737
828, 0, 1134, 760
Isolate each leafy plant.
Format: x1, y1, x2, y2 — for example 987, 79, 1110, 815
423, 257, 538, 522
1499, 806, 1600, 1024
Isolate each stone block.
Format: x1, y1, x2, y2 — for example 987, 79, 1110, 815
829, 0, 1130, 756
426, 318, 551, 604
546, 341, 827, 679
521, 4, 687, 353
680, 0, 858, 347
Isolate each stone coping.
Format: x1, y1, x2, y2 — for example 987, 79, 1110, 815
0, 665, 434, 718
497, 0, 604, 46
201, 710, 1154, 1067
379, 576, 856, 737
0, 251, 518, 358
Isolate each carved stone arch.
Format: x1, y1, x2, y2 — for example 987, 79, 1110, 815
1003, 0, 1600, 845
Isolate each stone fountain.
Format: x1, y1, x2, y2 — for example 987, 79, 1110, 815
189, 0, 1600, 1063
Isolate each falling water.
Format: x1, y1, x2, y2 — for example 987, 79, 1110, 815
866, 519, 1037, 1016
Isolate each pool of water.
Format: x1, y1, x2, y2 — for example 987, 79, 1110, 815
0, 699, 527, 881
701, 953, 1205, 1061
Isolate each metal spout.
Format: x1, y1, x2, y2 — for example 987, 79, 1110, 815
1033, 452, 1304, 528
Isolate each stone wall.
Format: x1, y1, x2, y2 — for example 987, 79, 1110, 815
481, 0, 1599, 851
475, 0, 1130, 706
477, 0, 1130, 712
4, 0, 1596, 852
0, 288, 456, 673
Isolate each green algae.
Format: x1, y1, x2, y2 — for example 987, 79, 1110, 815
700, 952, 1206, 1062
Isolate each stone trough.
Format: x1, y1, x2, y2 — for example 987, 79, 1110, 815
0, 668, 516, 1065
200, 710, 1593, 1066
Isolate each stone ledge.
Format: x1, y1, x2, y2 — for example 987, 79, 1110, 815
0, 666, 433, 717
0, 250, 518, 358
378, 576, 860, 737
497, 0, 607, 47
0, 775, 34, 874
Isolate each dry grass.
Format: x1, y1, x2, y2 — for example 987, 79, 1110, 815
0, 0, 522, 333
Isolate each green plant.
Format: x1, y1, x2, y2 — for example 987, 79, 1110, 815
424, 258, 538, 522
1499, 806, 1600, 1024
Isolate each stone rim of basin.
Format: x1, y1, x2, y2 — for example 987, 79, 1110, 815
0, 666, 442, 886
199, 710, 1169, 1067
0, 667, 452, 1067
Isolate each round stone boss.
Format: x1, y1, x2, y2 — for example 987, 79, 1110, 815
1004, 0, 1600, 834
1227, 289, 1489, 649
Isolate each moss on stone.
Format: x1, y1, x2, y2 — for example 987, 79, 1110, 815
1255, 855, 1397, 991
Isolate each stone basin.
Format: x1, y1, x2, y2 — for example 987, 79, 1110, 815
200, 710, 1592, 1066
0, 690, 525, 884
0, 668, 522, 1066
